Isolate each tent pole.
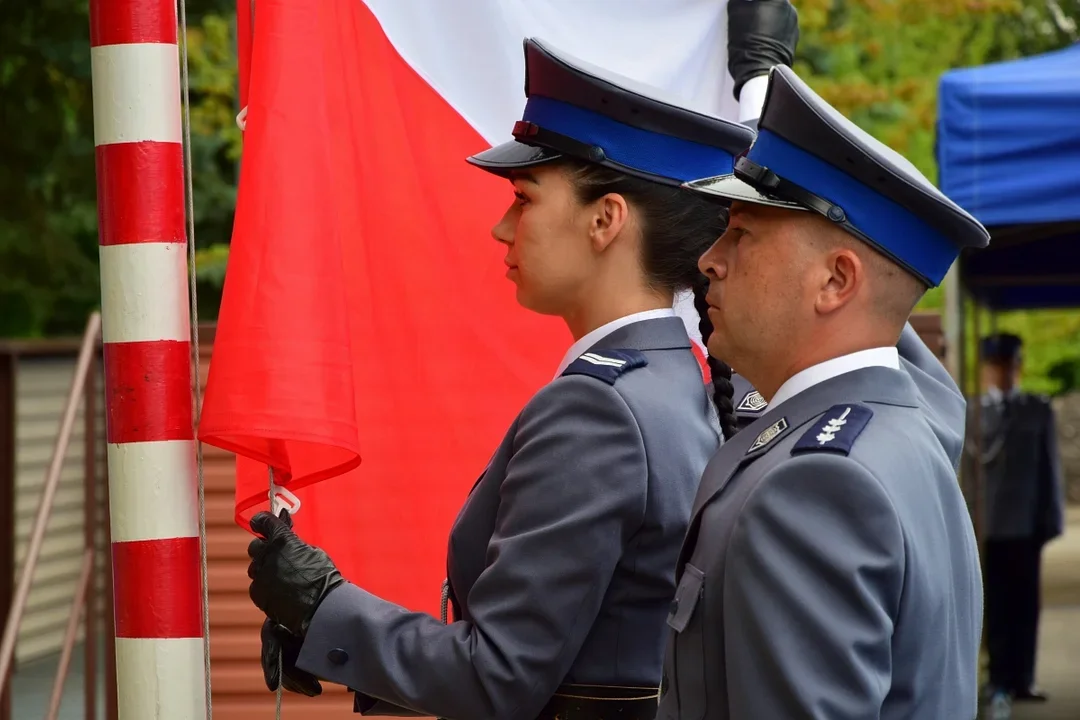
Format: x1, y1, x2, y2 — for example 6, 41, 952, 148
944, 260, 964, 384
971, 301, 987, 547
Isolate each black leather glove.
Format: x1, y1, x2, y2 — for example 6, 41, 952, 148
261, 618, 323, 697
727, 0, 799, 100
247, 509, 345, 636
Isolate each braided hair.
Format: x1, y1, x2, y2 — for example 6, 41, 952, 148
561, 159, 740, 441
691, 275, 738, 440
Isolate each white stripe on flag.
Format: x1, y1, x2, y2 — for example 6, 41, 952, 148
360, 0, 740, 146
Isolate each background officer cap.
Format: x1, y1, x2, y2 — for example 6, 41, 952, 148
981, 333, 1023, 363
467, 38, 756, 187
684, 65, 991, 287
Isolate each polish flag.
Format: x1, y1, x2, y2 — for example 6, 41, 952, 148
199, 0, 742, 617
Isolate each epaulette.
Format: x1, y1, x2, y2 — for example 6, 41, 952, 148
791, 403, 874, 457
561, 349, 648, 385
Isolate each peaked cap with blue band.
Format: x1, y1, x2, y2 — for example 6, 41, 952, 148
466, 38, 756, 187
684, 65, 990, 287
980, 332, 1023, 363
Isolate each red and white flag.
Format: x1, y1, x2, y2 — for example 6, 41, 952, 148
199, 0, 742, 615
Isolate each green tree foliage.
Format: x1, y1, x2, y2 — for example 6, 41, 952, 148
0, 1, 99, 336
185, 12, 244, 249
794, 0, 1080, 393
795, 0, 1078, 182
0, 0, 236, 337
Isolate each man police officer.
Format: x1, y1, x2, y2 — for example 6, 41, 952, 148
978, 332, 1064, 703
657, 64, 990, 720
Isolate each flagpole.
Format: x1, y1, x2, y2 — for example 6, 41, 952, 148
90, 1, 208, 718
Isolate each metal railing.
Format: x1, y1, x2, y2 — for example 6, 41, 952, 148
0, 312, 117, 719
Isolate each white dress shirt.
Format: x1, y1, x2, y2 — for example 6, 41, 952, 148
981, 385, 1019, 406
767, 346, 901, 411
554, 308, 677, 378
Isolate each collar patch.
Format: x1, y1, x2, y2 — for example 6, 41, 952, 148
747, 417, 789, 454
737, 389, 768, 413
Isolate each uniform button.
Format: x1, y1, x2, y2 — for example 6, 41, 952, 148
669, 599, 679, 615
327, 648, 349, 665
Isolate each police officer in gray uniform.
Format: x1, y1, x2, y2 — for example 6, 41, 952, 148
241, 34, 802, 720
658, 64, 989, 720
977, 332, 1064, 703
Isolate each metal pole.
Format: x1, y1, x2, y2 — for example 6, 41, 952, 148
84, 349, 98, 720
972, 302, 987, 548
89, 1, 207, 716
943, 260, 964, 383
45, 550, 95, 720
102, 461, 118, 720
0, 353, 15, 720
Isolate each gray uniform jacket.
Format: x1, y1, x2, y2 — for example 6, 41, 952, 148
977, 391, 1065, 543
658, 324, 984, 720
295, 317, 720, 720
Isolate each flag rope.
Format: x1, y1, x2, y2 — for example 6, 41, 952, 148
179, 0, 284, 715
177, 0, 214, 716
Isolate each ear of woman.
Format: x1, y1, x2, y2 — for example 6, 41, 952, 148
587, 192, 631, 254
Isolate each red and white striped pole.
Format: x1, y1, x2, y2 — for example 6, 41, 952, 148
90, 2, 207, 718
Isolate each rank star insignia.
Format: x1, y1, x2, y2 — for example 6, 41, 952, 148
737, 389, 767, 413
747, 417, 788, 453
816, 407, 851, 445
792, 404, 874, 457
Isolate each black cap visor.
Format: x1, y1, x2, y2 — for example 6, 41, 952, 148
685, 157, 806, 211
468, 119, 619, 178
466, 140, 563, 178
684, 173, 806, 210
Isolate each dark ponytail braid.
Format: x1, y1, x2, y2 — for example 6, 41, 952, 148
692, 276, 738, 440
560, 159, 739, 441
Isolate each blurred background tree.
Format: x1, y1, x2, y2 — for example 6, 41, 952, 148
793, 0, 1080, 394
1, 0, 1077, 390
0, 0, 237, 336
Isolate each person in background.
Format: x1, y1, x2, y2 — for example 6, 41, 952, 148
241, 30, 796, 720
978, 332, 1065, 703
658, 64, 988, 720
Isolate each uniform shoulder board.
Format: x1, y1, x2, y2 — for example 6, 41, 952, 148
791, 404, 874, 457
561, 349, 648, 385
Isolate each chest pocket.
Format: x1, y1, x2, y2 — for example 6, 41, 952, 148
663, 563, 707, 720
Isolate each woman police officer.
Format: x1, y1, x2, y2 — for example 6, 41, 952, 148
244, 34, 788, 720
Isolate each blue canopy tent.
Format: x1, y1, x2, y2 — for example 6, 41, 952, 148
937, 43, 1080, 310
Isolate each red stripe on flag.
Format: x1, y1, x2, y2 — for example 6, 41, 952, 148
90, 0, 178, 47
96, 142, 185, 247
112, 537, 202, 638
104, 340, 194, 444
236, 0, 254, 109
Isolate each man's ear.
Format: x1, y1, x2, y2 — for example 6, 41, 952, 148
815, 247, 863, 315
589, 192, 630, 252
